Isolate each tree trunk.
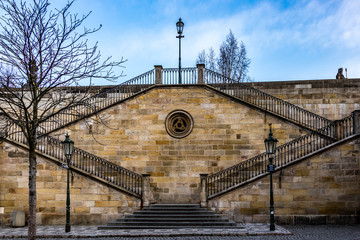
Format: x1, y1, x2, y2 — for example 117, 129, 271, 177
28, 146, 37, 240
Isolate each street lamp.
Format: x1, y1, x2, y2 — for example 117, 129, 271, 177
264, 124, 278, 231
176, 18, 184, 84
62, 133, 74, 233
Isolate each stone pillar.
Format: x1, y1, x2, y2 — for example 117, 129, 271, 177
142, 174, 151, 207
154, 65, 163, 85
200, 174, 208, 207
353, 110, 360, 134
197, 64, 205, 84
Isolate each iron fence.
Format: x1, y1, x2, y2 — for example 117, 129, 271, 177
203, 69, 333, 132
162, 68, 198, 85
6, 126, 143, 198
39, 67, 334, 139
40, 69, 155, 134
3, 67, 354, 201
207, 112, 355, 199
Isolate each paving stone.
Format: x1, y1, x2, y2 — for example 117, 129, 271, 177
0, 223, 290, 238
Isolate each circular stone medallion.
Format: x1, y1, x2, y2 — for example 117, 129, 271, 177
165, 110, 194, 139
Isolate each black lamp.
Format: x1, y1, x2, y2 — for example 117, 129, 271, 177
176, 18, 184, 84
62, 133, 74, 232
264, 124, 278, 231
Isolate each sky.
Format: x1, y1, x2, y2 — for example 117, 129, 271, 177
50, 0, 360, 84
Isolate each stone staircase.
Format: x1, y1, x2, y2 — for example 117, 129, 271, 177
98, 204, 240, 229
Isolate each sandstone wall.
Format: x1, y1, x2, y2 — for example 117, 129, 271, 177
208, 139, 360, 224
0, 142, 140, 226
251, 79, 360, 120
1, 80, 359, 225
63, 86, 305, 203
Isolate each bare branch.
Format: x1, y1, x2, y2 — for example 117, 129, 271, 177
0, 1, 126, 238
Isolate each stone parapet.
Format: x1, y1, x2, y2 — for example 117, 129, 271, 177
250, 78, 360, 120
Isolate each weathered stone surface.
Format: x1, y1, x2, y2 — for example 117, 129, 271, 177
0, 143, 140, 226
64, 87, 307, 203
0, 81, 359, 225
208, 139, 359, 224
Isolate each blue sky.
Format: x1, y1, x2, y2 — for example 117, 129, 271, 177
58, 0, 359, 84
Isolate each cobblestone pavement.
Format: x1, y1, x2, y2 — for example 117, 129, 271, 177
0, 224, 359, 239
0, 223, 289, 238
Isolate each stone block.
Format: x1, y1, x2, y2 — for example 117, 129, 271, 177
74, 207, 90, 213
240, 208, 260, 215
12, 211, 25, 227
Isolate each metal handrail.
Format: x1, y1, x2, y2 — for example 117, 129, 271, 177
203, 69, 333, 132
3, 66, 346, 200
39, 67, 334, 139
6, 125, 143, 198
4, 69, 155, 199
162, 68, 198, 85
40, 69, 155, 134
207, 112, 355, 198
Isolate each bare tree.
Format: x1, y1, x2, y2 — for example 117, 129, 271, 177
0, 0, 125, 239
196, 30, 251, 82
196, 47, 217, 72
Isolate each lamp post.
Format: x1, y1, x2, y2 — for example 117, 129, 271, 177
264, 124, 278, 231
176, 18, 184, 84
62, 133, 74, 233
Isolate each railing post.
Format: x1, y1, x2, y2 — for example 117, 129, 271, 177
197, 64, 205, 84
141, 174, 151, 207
200, 174, 208, 207
353, 110, 360, 134
154, 65, 163, 85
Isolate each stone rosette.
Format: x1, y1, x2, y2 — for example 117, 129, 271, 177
165, 110, 194, 139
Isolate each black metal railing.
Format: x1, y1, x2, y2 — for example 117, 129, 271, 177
203, 69, 333, 132
6, 126, 143, 198
3, 66, 349, 200
40, 69, 155, 134
206, 112, 355, 199
38, 67, 334, 140
162, 68, 198, 85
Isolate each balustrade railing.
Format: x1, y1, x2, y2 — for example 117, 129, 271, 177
39, 67, 333, 139
162, 68, 197, 85
206, 112, 356, 199
6, 125, 143, 198
4, 66, 355, 200
40, 69, 155, 134
203, 69, 333, 132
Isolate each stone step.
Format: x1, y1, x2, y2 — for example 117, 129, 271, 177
142, 205, 205, 211
98, 225, 242, 229
98, 204, 238, 230
124, 214, 223, 219
108, 221, 236, 226
133, 210, 214, 215
148, 204, 200, 208
118, 217, 231, 222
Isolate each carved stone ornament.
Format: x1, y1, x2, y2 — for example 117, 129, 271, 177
165, 110, 194, 139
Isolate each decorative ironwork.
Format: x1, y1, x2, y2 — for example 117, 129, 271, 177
3, 66, 357, 202
5, 127, 143, 198
203, 68, 333, 133
36, 67, 334, 139
206, 112, 356, 199
165, 110, 194, 139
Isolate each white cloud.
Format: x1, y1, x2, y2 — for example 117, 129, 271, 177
83, 0, 360, 82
